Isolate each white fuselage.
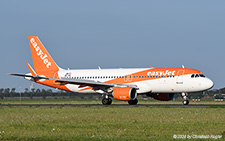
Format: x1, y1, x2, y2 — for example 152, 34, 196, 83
57, 68, 213, 94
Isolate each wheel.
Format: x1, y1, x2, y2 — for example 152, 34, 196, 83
181, 93, 189, 105
102, 98, 112, 105
128, 99, 138, 105
183, 100, 189, 105
108, 98, 112, 105
102, 98, 108, 105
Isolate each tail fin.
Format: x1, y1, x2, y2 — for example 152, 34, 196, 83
28, 36, 60, 77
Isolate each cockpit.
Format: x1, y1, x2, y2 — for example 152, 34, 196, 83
191, 74, 205, 78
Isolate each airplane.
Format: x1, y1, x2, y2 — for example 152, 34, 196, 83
10, 36, 214, 105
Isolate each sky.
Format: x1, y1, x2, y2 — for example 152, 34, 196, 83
0, 0, 224, 91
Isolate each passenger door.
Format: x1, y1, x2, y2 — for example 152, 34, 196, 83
176, 70, 185, 84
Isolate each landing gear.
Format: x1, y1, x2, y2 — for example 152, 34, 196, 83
128, 99, 138, 105
102, 98, 112, 105
182, 92, 189, 105
182, 100, 189, 105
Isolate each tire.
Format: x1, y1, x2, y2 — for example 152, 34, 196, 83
128, 99, 138, 105
108, 98, 112, 105
183, 100, 189, 105
102, 98, 112, 105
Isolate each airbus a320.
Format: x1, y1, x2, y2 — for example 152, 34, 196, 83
10, 36, 214, 105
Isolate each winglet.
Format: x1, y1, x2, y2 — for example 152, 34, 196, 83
26, 62, 37, 76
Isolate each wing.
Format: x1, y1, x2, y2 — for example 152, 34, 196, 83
54, 78, 130, 92
54, 78, 121, 88
9, 73, 136, 92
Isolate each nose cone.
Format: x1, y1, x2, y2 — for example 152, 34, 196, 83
205, 78, 214, 90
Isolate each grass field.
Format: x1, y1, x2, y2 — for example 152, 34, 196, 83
0, 98, 225, 105
0, 104, 224, 140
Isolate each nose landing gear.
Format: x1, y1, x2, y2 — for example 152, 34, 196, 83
182, 92, 189, 105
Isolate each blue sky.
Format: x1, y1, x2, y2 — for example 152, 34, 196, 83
0, 0, 224, 91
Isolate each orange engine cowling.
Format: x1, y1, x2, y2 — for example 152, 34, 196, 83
113, 87, 137, 101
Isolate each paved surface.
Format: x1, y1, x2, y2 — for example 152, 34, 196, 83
0, 104, 224, 107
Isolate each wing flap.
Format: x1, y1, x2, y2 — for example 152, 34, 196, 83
54, 78, 116, 87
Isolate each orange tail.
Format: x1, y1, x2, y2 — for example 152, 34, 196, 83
28, 36, 60, 77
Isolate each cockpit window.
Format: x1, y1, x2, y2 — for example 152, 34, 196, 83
200, 74, 205, 77
191, 74, 205, 78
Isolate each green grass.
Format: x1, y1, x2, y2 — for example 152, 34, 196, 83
0, 98, 224, 105
0, 106, 224, 140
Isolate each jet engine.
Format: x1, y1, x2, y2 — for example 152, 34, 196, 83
147, 93, 174, 101
113, 87, 137, 101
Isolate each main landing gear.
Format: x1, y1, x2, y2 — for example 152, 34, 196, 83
128, 99, 138, 105
102, 95, 112, 105
182, 92, 189, 105
101, 95, 139, 105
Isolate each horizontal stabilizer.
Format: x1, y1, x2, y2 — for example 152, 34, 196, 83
8, 73, 49, 80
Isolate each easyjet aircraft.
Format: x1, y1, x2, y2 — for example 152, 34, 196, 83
10, 36, 214, 105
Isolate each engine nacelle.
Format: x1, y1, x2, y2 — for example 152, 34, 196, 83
113, 87, 137, 101
147, 93, 174, 101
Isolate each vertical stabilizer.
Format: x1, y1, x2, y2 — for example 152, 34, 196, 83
28, 36, 60, 77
